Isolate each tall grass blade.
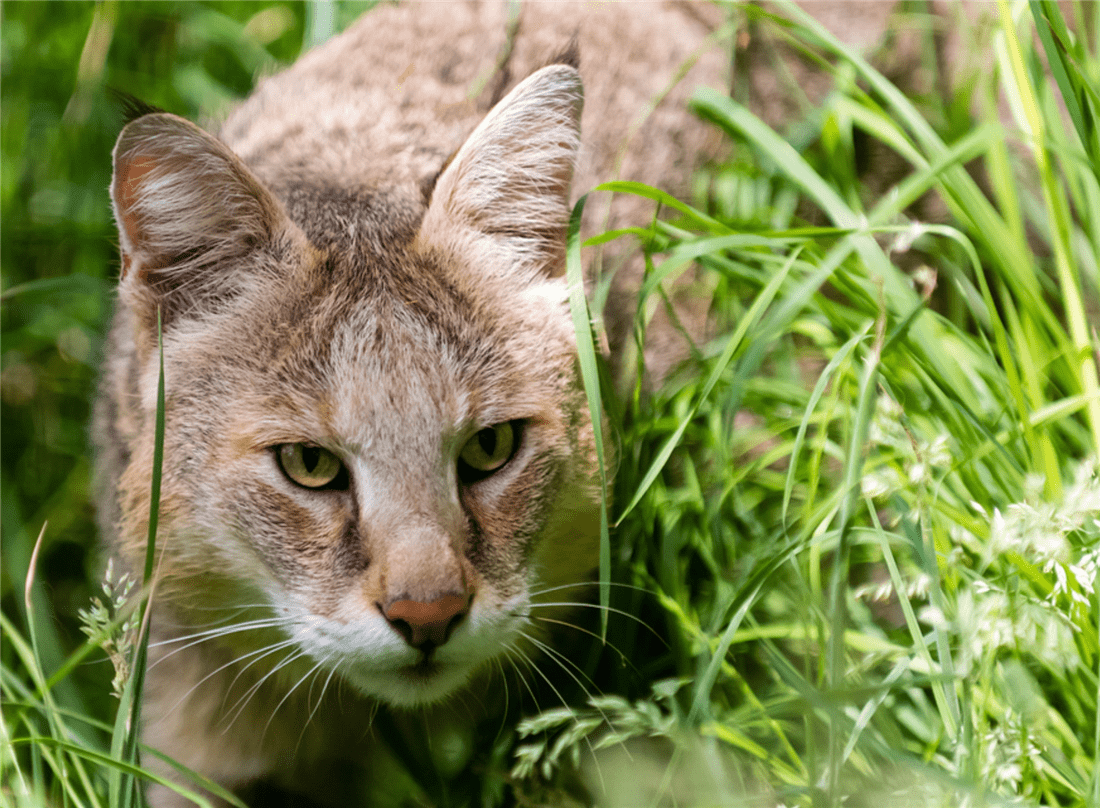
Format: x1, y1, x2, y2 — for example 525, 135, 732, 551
110, 308, 166, 808
1000, 0, 1100, 454
783, 327, 867, 524
566, 196, 611, 638
1031, 0, 1100, 166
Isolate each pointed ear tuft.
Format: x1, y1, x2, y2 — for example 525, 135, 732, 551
111, 113, 288, 320
108, 89, 167, 125
419, 65, 583, 279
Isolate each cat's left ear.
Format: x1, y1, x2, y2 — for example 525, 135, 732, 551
418, 65, 583, 280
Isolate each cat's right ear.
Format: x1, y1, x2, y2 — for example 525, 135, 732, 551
111, 113, 298, 328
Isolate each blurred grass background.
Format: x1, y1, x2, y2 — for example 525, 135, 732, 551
4, 1, 1100, 807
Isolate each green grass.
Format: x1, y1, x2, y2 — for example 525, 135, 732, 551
3, 1, 1099, 806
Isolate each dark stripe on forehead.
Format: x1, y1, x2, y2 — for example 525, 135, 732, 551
317, 265, 508, 382
275, 181, 423, 253
237, 179, 517, 395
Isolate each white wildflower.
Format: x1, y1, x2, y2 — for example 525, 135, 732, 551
978, 710, 1043, 798
868, 395, 909, 454
950, 522, 983, 555
861, 467, 900, 499
909, 572, 932, 599
917, 604, 946, 629
854, 579, 895, 603
907, 461, 930, 486
987, 502, 1070, 566
1073, 547, 1100, 595
955, 588, 1014, 676
920, 434, 951, 469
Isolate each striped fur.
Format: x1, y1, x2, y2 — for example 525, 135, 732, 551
94, 3, 726, 804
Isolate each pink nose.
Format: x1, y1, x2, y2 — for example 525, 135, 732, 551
383, 593, 470, 649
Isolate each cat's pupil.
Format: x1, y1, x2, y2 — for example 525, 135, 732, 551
478, 428, 496, 457
302, 446, 321, 473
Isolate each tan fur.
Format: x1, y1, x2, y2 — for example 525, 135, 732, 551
94, 3, 729, 805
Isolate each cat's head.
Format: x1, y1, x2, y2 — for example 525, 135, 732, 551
106, 65, 602, 706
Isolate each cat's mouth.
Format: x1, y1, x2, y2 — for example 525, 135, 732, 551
400, 655, 442, 680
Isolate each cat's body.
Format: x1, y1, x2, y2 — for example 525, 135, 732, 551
94, 2, 726, 804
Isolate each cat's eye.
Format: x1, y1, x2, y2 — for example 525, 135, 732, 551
458, 421, 519, 484
276, 443, 348, 489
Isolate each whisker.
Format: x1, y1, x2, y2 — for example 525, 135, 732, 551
262, 656, 329, 745
163, 602, 277, 614
504, 638, 607, 777
488, 657, 514, 744
151, 605, 258, 631
305, 654, 334, 719
523, 633, 602, 705
221, 648, 308, 733
220, 638, 301, 708
504, 640, 573, 714
156, 637, 298, 722
526, 581, 654, 599
530, 614, 663, 665
150, 615, 291, 647
148, 616, 294, 667
518, 601, 665, 641
364, 699, 380, 741
500, 640, 542, 709
514, 631, 640, 775
453, 674, 485, 718
297, 655, 340, 756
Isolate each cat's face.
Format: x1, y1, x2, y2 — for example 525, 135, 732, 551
106, 66, 602, 705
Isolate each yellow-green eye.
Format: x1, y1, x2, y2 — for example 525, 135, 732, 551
458, 422, 516, 481
276, 443, 346, 489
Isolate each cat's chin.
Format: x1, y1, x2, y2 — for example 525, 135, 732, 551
342, 659, 475, 707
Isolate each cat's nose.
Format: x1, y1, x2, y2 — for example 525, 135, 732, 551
382, 592, 470, 650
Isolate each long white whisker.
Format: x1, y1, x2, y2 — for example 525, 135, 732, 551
221, 646, 306, 731
488, 656, 514, 742
523, 633, 602, 702
505, 638, 607, 775
520, 632, 631, 753
262, 656, 329, 745
497, 656, 511, 723
522, 601, 665, 641
501, 640, 541, 708
218, 638, 301, 710
297, 656, 341, 757
526, 632, 639, 765
505, 640, 573, 713
150, 615, 291, 647
148, 616, 293, 667
529, 615, 649, 675
152, 605, 258, 631
163, 602, 277, 614
526, 581, 653, 599
155, 637, 298, 722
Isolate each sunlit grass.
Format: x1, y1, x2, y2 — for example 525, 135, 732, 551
538, 0, 1100, 804
3, 1, 1098, 806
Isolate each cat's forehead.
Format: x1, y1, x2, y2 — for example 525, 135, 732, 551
274, 180, 425, 254
196, 177, 572, 441
272, 179, 496, 350
258, 259, 508, 411
229, 250, 520, 434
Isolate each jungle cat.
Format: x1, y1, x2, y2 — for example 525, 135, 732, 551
94, 1, 725, 804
